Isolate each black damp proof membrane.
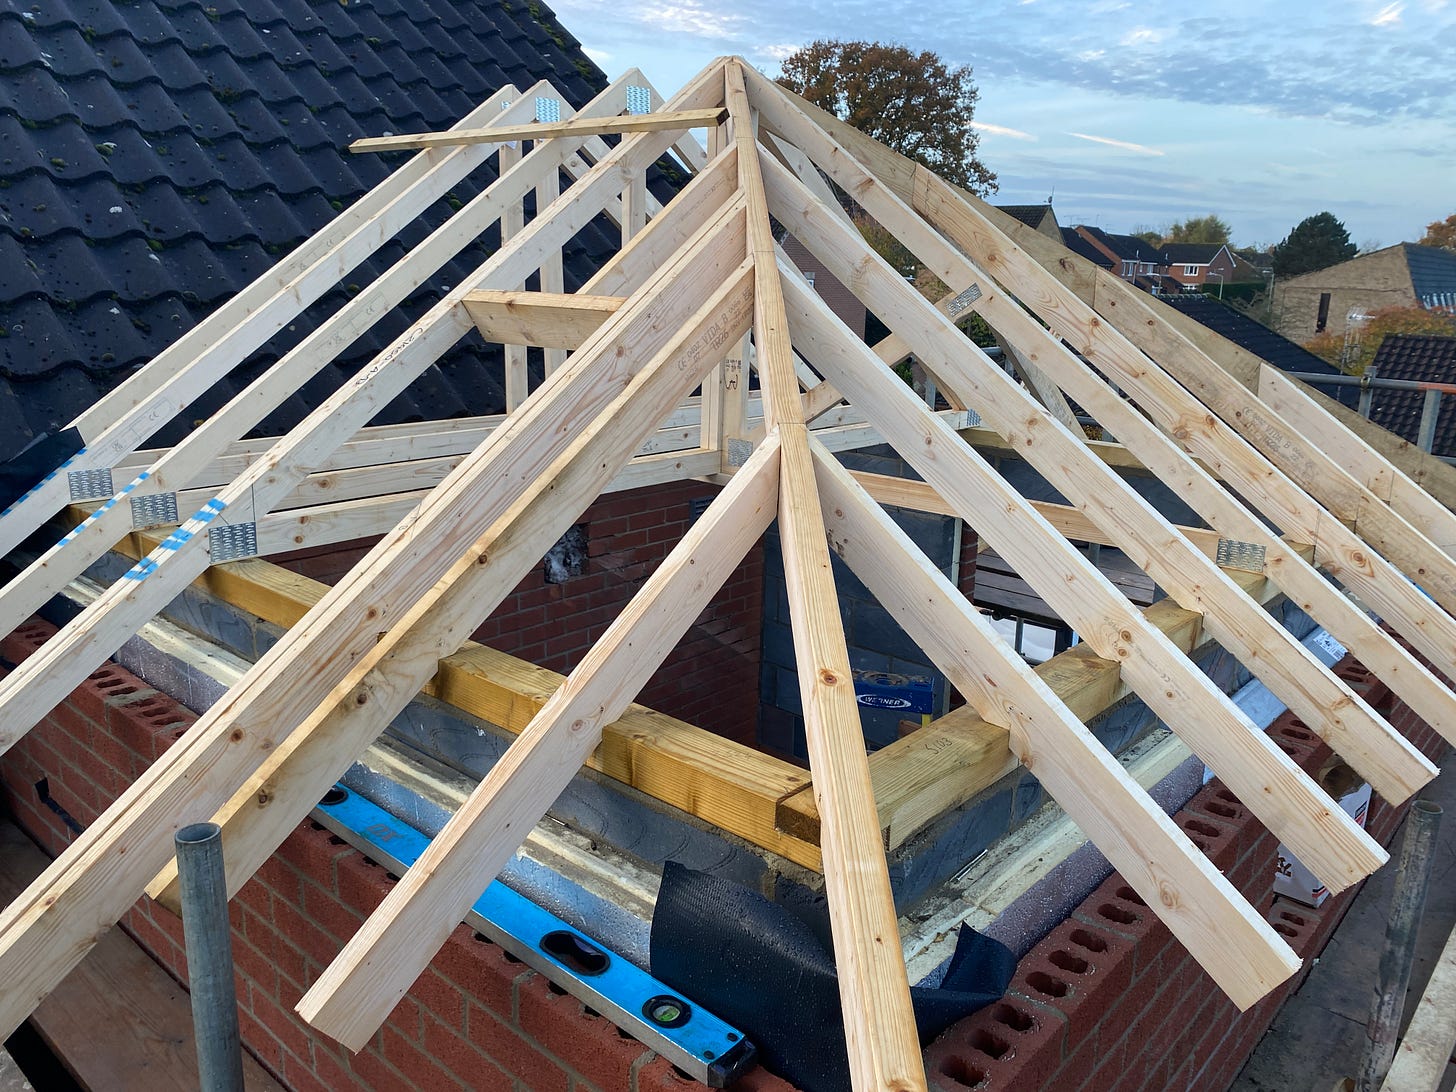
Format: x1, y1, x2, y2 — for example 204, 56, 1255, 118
0, 426, 82, 512
650, 862, 1016, 1092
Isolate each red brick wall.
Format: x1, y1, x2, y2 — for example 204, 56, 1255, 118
922, 649, 1447, 1092
0, 618, 793, 1092
272, 480, 765, 748
0, 616, 1445, 1092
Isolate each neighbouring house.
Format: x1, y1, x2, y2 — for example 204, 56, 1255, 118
994, 202, 1060, 241
1158, 242, 1264, 295
1272, 243, 1456, 342
1072, 225, 1167, 291
1159, 242, 1226, 289
1362, 333, 1456, 458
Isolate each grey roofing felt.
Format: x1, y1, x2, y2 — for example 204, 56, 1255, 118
1366, 334, 1456, 458
0, 0, 645, 464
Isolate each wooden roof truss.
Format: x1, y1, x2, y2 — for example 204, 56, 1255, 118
0, 57, 1452, 1092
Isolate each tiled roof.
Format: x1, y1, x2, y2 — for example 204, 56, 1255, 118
1160, 295, 1358, 408
994, 203, 1053, 229
0, 0, 627, 462
1160, 295, 1335, 372
1160, 243, 1223, 265
1076, 225, 1167, 265
1366, 334, 1456, 457
1060, 226, 1113, 268
1404, 243, 1456, 310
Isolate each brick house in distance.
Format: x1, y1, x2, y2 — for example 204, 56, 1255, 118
1071, 225, 1167, 291
1272, 242, 1456, 342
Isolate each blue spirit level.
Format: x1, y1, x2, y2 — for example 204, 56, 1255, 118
312, 786, 756, 1087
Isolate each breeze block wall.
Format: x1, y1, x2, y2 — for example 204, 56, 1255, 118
0, 615, 1445, 1092
0, 617, 794, 1092
273, 478, 765, 749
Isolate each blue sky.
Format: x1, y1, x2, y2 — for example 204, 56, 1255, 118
550, 0, 1456, 248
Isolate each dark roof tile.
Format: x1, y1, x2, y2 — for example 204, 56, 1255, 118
1405, 243, 1456, 307
1161, 295, 1346, 382
0, 0, 613, 459
1366, 334, 1456, 457
0, 16, 42, 70
1160, 243, 1223, 264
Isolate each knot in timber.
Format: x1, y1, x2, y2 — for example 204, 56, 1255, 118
1158, 882, 1181, 910
818, 669, 840, 686
229, 728, 244, 743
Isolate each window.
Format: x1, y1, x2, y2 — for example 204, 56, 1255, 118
1184, 265, 1200, 277
1316, 292, 1331, 333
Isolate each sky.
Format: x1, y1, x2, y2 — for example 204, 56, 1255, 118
549, 0, 1456, 249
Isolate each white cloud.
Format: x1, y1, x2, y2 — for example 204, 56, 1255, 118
1121, 26, 1169, 46
1370, 1, 1405, 24
970, 120, 1038, 141
636, 1, 743, 38
758, 43, 801, 61
1067, 131, 1166, 156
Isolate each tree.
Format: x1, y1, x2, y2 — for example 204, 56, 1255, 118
1270, 211, 1357, 277
1163, 214, 1231, 245
1419, 214, 1456, 249
1303, 305, 1456, 374
777, 40, 997, 195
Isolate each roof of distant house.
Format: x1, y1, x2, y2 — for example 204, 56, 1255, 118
1076, 225, 1167, 265
1060, 226, 1115, 267
1161, 295, 1338, 374
995, 203, 1055, 229
1405, 244, 1456, 308
1279, 243, 1456, 309
0, 0, 625, 462
1160, 243, 1225, 265
1366, 333, 1456, 457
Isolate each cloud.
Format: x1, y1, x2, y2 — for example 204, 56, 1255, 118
1371, 1, 1405, 24
970, 120, 1038, 141
758, 43, 801, 61
1067, 131, 1166, 156
636, 1, 743, 37
1121, 26, 1168, 46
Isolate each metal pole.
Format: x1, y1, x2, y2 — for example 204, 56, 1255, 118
1418, 389, 1442, 454
175, 822, 245, 1092
1356, 800, 1443, 1092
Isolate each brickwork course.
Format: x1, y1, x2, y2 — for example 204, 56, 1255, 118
0, 614, 1446, 1091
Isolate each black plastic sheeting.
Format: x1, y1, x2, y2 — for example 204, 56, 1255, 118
650, 863, 1016, 1091
0, 426, 83, 515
